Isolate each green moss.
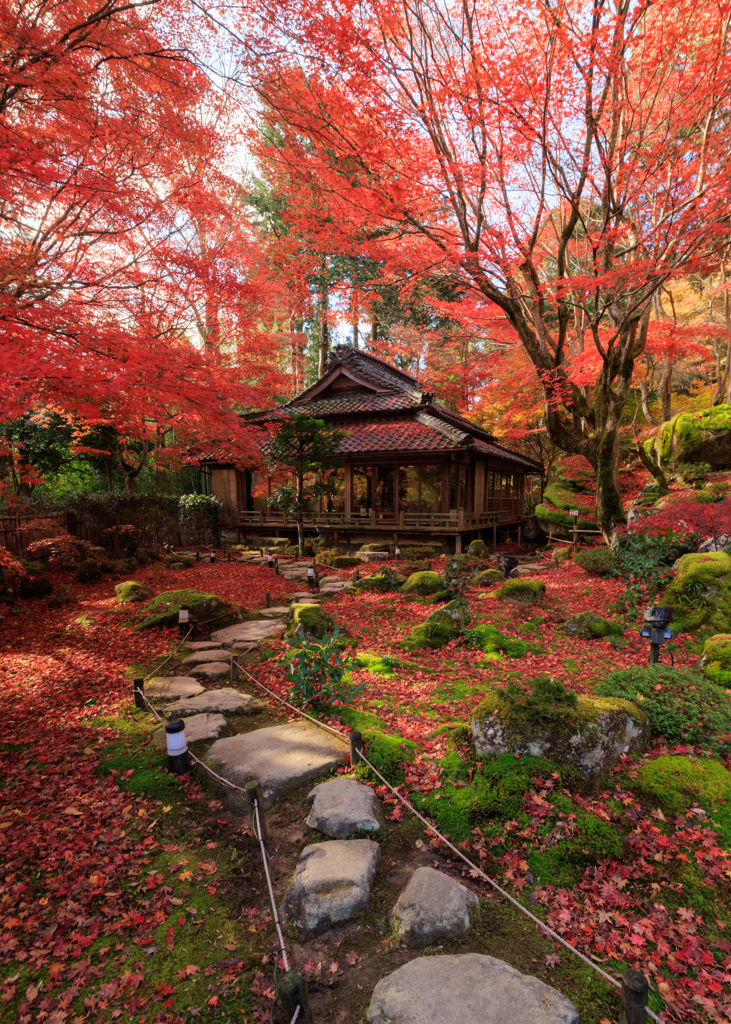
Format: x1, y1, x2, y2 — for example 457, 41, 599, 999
285, 602, 333, 639
653, 404, 731, 467
406, 599, 471, 649
554, 457, 595, 492
544, 482, 594, 512
662, 552, 731, 636
96, 739, 183, 800
333, 555, 361, 568
114, 580, 153, 603
551, 547, 571, 565
562, 612, 624, 641
474, 568, 505, 585
462, 624, 530, 658
335, 705, 391, 732
352, 728, 418, 785
136, 589, 234, 630
497, 578, 546, 604
574, 548, 618, 575
467, 539, 489, 560
401, 570, 444, 595
638, 754, 731, 813
701, 633, 731, 685
535, 504, 597, 531
352, 651, 396, 675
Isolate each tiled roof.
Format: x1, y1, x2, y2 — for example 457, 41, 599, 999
334, 418, 460, 454
326, 345, 423, 391
291, 392, 417, 417
472, 437, 542, 470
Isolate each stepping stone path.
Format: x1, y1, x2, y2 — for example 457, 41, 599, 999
366, 954, 579, 1024
306, 777, 385, 838
210, 620, 285, 643
204, 721, 349, 810
165, 687, 263, 716
390, 867, 477, 946
152, 712, 227, 748
145, 676, 205, 699
283, 839, 381, 938
132, 560, 575, 1021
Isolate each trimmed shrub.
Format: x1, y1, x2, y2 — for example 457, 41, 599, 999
574, 547, 618, 576
76, 559, 103, 584
595, 666, 731, 753
332, 555, 361, 568
467, 539, 489, 560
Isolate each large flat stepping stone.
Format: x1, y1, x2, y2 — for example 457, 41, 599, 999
210, 620, 285, 644
390, 867, 477, 946
204, 720, 348, 810
186, 641, 229, 651
166, 687, 263, 716
291, 593, 322, 603
283, 839, 381, 938
181, 649, 231, 665
367, 954, 579, 1024
307, 777, 386, 838
260, 606, 289, 618
153, 713, 227, 748
189, 661, 231, 681
146, 676, 205, 699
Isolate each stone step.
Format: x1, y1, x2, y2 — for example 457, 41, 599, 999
165, 687, 263, 716
203, 720, 348, 810
188, 661, 231, 681
366, 954, 579, 1024
210, 620, 285, 644
145, 676, 205, 699
185, 641, 229, 651
181, 649, 231, 665
306, 777, 385, 838
260, 606, 289, 618
153, 713, 227, 748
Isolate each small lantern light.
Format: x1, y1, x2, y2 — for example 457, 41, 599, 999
210, 549, 216, 564
307, 564, 315, 589
267, 552, 274, 569
503, 556, 519, 579
640, 606, 673, 666
165, 719, 190, 775
395, 546, 400, 560
178, 604, 190, 636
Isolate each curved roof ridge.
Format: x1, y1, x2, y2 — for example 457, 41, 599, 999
328, 344, 423, 390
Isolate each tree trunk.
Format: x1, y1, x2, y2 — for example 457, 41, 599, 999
318, 296, 329, 377
297, 467, 305, 557
659, 357, 673, 421
638, 379, 657, 425
353, 321, 359, 348
370, 320, 377, 346
633, 434, 670, 493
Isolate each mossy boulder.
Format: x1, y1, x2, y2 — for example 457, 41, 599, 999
497, 578, 546, 605
471, 688, 649, 779
401, 571, 443, 596
286, 602, 333, 639
115, 580, 153, 604
544, 482, 593, 513
407, 600, 471, 649
638, 755, 731, 815
332, 555, 360, 568
554, 455, 595, 493
351, 572, 395, 592
551, 547, 570, 565
649, 404, 731, 470
76, 559, 103, 584
467, 539, 489, 560
463, 624, 530, 659
474, 568, 505, 586
661, 551, 731, 636
163, 552, 194, 568
699, 633, 731, 686
562, 612, 624, 641
136, 590, 236, 631
360, 542, 391, 552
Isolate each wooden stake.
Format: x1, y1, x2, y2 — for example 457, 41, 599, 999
265, 591, 271, 608
350, 730, 364, 766
619, 968, 648, 1024
245, 779, 267, 843
278, 970, 313, 1024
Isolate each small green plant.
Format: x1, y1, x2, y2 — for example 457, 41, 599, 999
286, 627, 363, 709
441, 557, 473, 603
612, 533, 676, 614
574, 547, 618, 576
678, 462, 712, 488
496, 674, 578, 725
595, 666, 731, 753
365, 565, 402, 591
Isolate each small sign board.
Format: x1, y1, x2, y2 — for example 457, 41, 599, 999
569, 509, 580, 517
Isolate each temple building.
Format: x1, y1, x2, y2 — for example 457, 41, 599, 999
210, 345, 542, 552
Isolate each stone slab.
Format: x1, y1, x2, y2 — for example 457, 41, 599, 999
189, 661, 231, 681
204, 720, 348, 810
210, 620, 285, 644
181, 649, 231, 665
283, 839, 381, 937
307, 777, 386, 838
366, 954, 579, 1024
166, 687, 263, 716
153, 713, 227, 749
145, 676, 205, 699
185, 641, 229, 651
390, 867, 477, 946
260, 606, 289, 618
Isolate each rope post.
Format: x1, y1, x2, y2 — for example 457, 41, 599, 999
246, 779, 268, 843
350, 730, 363, 766
278, 970, 313, 1024
230, 653, 240, 681
620, 968, 648, 1024
265, 591, 271, 608
196, 550, 200, 562
165, 719, 190, 775
133, 677, 145, 710
227, 548, 231, 562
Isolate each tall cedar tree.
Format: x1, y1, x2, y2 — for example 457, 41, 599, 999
266, 414, 346, 556
235, 0, 731, 537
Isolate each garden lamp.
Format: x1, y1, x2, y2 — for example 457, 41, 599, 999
267, 552, 274, 569
210, 549, 216, 564
178, 604, 189, 636
640, 606, 673, 666
503, 555, 519, 578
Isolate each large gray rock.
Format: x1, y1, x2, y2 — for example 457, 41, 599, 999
186, 641, 231, 651
181, 649, 231, 665
210, 620, 285, 644
153, 713, 227, 748
145, 676, 205, 699
366, 954, 579, 1024
165, 687, 263, 716
189, 661, 231, 681
390, 868, 477, 946
306, 777, 386, 838
204, 721, 348, 810
283, 839, 381, 937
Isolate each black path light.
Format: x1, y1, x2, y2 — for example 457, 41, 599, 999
502, 555, 519, 578
210, 549, 216, 564
640, 606, 673, 666
165, 719, 190, 775
307, 563, 316, 588
267, 552, 274, 569
178, 604, 190, 636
